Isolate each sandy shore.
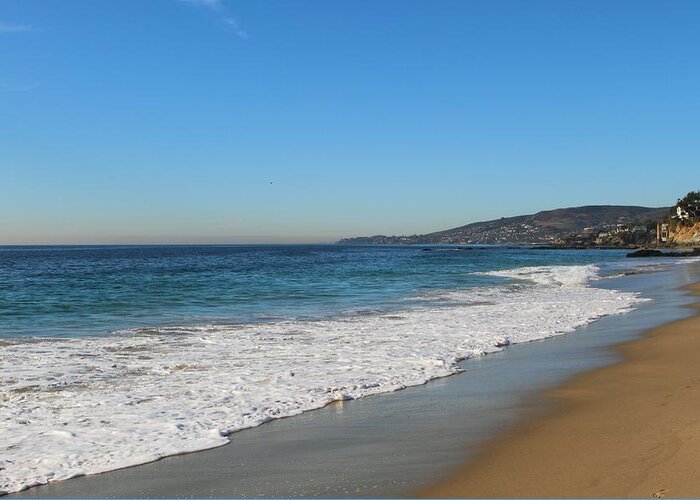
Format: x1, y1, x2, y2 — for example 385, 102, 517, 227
7, 267, 699, 498
422, 282, 700, 498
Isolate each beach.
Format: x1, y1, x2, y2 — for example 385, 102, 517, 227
6, 257, 700, 498
423, 281, 700, 498
6, 2, 700, 497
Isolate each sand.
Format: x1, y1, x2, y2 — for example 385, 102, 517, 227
7, 269, 699, 498
422, 283, 700, 498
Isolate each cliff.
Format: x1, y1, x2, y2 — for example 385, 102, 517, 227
667, 221, 700, 245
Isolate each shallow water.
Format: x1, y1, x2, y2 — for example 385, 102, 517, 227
10, 261, 700, 498
1, 245, 697, 495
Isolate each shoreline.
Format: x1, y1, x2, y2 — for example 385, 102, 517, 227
421, 281, 700, 498
7, 263, 700, 498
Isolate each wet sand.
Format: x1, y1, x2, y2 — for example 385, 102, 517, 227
8, 265, 700, 498
423, 282, 700, 498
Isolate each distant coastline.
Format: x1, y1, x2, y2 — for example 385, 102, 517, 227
338, 205, 668, 247
340, 200, 700, 249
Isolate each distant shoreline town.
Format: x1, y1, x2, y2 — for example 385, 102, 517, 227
338, 191, 700, 249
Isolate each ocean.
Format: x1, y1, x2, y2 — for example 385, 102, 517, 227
0, 244, 687, 494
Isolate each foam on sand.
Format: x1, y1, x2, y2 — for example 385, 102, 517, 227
0, 264, 644, 494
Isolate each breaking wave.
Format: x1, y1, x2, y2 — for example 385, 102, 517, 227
0, 264, 644, 494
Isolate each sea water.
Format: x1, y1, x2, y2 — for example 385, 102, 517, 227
0, 244, 688, 494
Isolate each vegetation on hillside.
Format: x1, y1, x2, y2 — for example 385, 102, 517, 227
673, 191, 700, 223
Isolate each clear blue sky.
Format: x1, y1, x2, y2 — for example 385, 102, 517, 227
1, 0, 699, 244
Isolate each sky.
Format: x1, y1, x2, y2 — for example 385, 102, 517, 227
1, 0, 699, 244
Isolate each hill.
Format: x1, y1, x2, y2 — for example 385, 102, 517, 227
338, 205, 670, 245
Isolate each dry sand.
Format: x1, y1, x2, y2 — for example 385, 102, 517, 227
421, 283, 700, 498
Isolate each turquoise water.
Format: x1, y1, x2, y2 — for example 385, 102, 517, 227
0, 244, 632, 339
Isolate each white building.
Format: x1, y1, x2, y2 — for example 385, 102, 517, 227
676, 206, 690, 220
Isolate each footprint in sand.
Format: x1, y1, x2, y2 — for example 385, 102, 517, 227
653, 489, 668, 498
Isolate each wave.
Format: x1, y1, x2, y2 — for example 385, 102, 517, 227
478, 263, 601, 287
0, 264, 645, 494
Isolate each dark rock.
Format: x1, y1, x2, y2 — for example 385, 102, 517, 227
627, 249, 663, 257
627, 248, 700, 258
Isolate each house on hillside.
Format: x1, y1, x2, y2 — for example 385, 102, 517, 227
673, 192, 700, 220
676, 206, 691, 220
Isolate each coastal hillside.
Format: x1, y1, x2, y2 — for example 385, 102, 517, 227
665, 192, 700, 245
667, 221, 700, 245
338, 205, 669, 245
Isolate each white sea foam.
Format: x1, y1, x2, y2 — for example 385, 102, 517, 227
479, 264, 601, 286
0, 264, 644, 494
